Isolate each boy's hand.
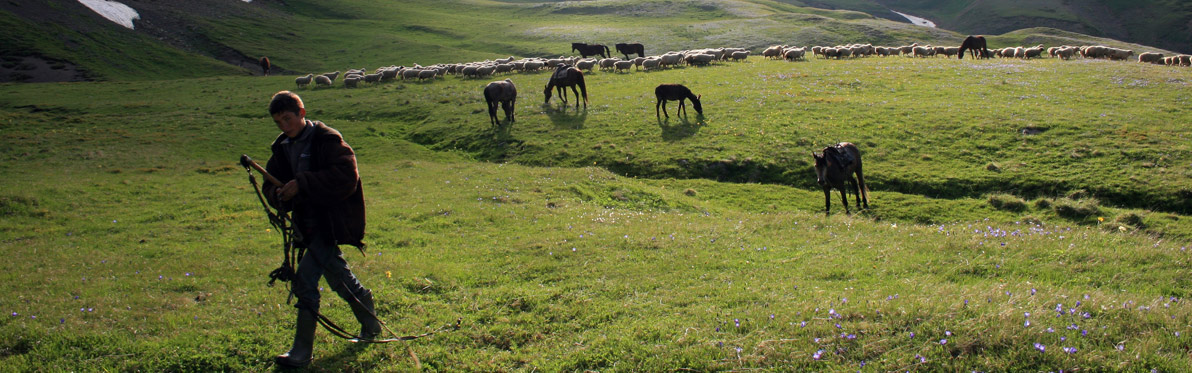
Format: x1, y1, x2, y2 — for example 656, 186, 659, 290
277, 180, 299, 201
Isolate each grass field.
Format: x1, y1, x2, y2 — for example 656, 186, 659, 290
2, 48, 1192, 371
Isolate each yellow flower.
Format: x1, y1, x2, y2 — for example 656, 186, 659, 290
1098, 217, 1105, 222
386, 271, 392, 279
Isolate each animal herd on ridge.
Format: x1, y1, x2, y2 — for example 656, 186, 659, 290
274, 36, 1177, 215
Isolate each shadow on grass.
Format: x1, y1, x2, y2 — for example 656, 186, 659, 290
543, 102, 587, 130
657, 113, 705, 141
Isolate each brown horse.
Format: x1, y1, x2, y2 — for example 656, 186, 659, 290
572, 43, 610, 59
259, 56, 271, 76
483, 79, 517, 126
544, 65, 588, 109
958, 35, 988, 60
812, 142, 869, 214
615, 43, 645, 59
655, 84, 702, 119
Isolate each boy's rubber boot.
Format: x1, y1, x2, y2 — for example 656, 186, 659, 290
275, 309, 316, 368
351, 290, 382, 341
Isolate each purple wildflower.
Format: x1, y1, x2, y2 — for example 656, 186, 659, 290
1035, 343, 1046, 352
940, 339, 947, 345
813, 349, 824, 360
734, 319, 740, 327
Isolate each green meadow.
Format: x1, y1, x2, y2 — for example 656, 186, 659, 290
3, 0, 1192, 371
3, 53, 1192, 371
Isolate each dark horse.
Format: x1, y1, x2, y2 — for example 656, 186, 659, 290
544, 65, 588, 109
483, 79, 517, 126
572, 43, 610, 59
812, 142, 869, 215
259, 56, 271, 76
957, 35, 989, 60
615, 43, 645, 59
655, 84, 702, 119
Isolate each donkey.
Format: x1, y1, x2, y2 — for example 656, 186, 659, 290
572, 43, 610, 59
812, 142, 869, 215
483, 79, 517, 126
655, 84, 702, 119
544, 65, 588, 109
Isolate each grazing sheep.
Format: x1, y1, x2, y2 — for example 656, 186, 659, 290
1024, 46, 1045, 59
402, 69, 423, 80
730, 51, 750, 61
363, 73, 381, 84
575, 59, 597, 71
295, 74, 313, 88
416, 70, 435, 80
1139, 52, 1164, 64
685, 53, 716, 66
598, 58, 618, 71
763, 45, 785, 59
659, 53, 684, 67
477, 65, 496, 77
1056, 47, 1077, 60
784, 48, 806, 61
1107, 48, 1134, 61
343, 77, 360, 88
315, 75, 332, 87
642, 58, 661, 71
524, 61, 545, 71
321, 71, 340, 81
612, 60, 633, 73
912, 46, 934, 58
495, 63, 514, 74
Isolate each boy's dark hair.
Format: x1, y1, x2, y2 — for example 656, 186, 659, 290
269, 91, 304, 116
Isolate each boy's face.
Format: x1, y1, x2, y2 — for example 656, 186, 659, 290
272, 108, 306, 138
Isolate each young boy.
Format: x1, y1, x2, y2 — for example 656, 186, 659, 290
263, 91, 380, 368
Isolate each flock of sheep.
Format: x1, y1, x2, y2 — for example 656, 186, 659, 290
763, 42, 1174, 64
290, 41, 1182, 89
290, 47, 762, 89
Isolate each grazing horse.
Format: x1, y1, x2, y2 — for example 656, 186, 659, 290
812, 143, 869, 215
259, 56, 271, 76
615, 43, 645, 59
544, 65, 588, 109
572, 43, 610, 59
483, 79, 517, 126
655, 84, 702, 119
958, 35, 989, 60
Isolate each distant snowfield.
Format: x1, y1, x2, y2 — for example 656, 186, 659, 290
78, 0, 139, 29
891, 10, 936, 28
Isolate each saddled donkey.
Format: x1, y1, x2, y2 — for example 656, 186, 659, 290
812, 142, 869, 215
484, 79, 517, 126
572, 43, 610, 59
958, 35, 989, 60
544, 65, 588, 109
654, 84, 702, 119
615, 43, 645, 59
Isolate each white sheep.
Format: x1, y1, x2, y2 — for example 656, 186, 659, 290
402, 68, 423, 80
1138, 52, 1164, 64
763, 45, 784, 59
784, 48, 805, 61
418, 70, 436, 80
315, 75, 332, 87
477, 65, 496, 77
730, 51, 750, 61
294, 74, 313, 88
599, 58, 618, 71
642, 58, 661, 71
613, 60, 633, 73
321, 71, 340, 81
659, 53, 684, 67
343, 77, 360, 88
685, 53, 716, 65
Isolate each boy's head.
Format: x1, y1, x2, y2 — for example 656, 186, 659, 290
269, 91, 307, 138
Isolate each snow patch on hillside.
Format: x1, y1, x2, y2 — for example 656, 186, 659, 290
78, 0, 139, 29
891, 9, 935, 28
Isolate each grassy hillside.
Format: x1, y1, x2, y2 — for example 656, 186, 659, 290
0, 0, 1176, 82
870, 0, 1192, 54
2, 47, 1192, 370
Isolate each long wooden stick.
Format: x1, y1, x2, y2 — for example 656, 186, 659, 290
240, 154, 284, 187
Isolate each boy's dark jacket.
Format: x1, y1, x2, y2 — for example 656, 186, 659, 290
264, 120, 365, 249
